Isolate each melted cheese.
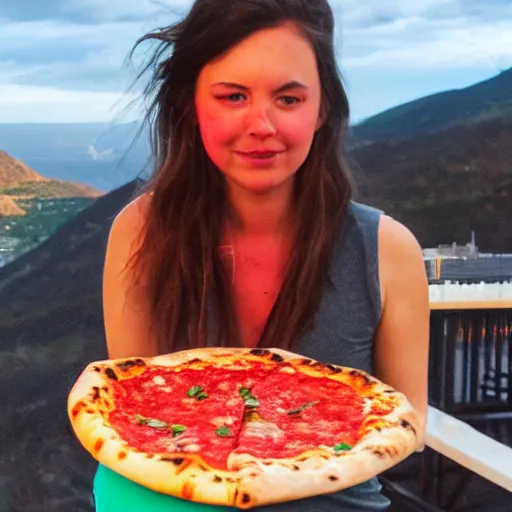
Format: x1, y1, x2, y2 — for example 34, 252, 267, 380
152, 376, 166, 386
209, 416, 236, 427
244, 421, 285, 441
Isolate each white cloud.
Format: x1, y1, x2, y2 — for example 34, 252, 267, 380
1, 0, 511, 123
0, 18, 145, 50
0, 18, 149, 97
0, 60, 27, 83
341, 17, 512, 70
334, 0, 455, 26
87, 144, 115, 160
0, 84, 141, 123
63, 0, 191, 22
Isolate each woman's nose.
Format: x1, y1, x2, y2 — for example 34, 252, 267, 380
246, 106, 277, 138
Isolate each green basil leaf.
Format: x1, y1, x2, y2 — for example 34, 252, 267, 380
196, 392, 209, 400
239, 387, 251, 398
135, 415, 183, 432
171, 424, 187, 436
333, 443, 352, 452
187, 385, 203, 397
146, 419, 169, 429
244, 398, 260, 408
215, 426, 233, 438
287, 400, 319, 415
134, 414, 147, 425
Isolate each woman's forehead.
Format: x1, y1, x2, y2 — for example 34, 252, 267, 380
198, 24, 319, 88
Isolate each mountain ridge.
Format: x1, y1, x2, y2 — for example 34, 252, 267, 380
350, 67, 512, 143
0, 149, 49, 185
350, 112, 512, 252
0, 150, 102, 216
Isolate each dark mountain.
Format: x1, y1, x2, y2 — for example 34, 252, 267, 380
350, 67, 512, 143
343, 68, 512, 253
349, 110, 512, 253
0, 179, 142, 512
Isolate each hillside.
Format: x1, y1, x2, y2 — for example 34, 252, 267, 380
0, 150, 102, 203
349, 113, 512, 252
0, 195, 26, 216
0, 180, 102, 200
0, 151, 104, 265
350, 67, 512, 143
0, 150, 49, 184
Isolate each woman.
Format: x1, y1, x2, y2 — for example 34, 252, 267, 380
101, 0, 430, 510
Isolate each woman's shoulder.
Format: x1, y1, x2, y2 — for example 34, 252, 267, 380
112, 191, 152, 233
377, 212, 426, 308
106, 191, 153, 260
348, 201, 420, 253
347, 201, 425, 306
378, 214, 422, 259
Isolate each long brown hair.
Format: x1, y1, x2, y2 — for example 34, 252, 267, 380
129, 0, 353, 353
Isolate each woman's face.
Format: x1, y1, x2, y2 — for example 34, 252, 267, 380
195, 23, 323, 197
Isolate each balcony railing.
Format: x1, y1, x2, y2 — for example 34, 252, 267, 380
429, 300, 512, 419
426, 406, 512, 492
390, 299, 512, 511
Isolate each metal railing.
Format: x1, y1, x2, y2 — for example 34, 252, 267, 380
429, 304, 512, 419
417, 300, 512, 511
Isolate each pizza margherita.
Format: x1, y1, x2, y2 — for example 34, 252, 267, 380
67, 347, 421, 508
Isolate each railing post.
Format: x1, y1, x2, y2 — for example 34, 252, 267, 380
429, 311, 445, 409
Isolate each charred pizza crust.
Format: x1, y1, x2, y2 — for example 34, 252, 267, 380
68, 347, 421, 509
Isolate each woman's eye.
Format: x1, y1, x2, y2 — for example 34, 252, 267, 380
221, 93, 246, 103
278, 96, 301, 106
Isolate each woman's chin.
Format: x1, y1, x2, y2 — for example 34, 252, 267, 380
226, 175, 295, 198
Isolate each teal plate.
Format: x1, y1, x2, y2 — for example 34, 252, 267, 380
94, 464, 237, 512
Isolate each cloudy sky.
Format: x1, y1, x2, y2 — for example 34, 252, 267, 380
1, 0, 511, 124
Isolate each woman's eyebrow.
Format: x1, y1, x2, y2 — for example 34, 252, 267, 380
210, 80, 309, 93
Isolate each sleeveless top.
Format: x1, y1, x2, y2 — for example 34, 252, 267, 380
217, 201, 391, 511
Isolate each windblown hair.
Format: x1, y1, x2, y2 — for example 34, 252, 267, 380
130, 0, 353, 353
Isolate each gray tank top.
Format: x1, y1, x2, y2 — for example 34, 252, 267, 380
294, 201, 383, 372
252, 201, 390, 512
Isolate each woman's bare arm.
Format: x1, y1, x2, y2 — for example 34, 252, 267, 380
102, 193, 159, 359
374, 215, 430, 445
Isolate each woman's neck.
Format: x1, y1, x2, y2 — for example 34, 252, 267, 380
225, 182, 294, 238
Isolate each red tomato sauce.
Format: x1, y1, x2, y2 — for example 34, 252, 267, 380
107, 363, 365, 468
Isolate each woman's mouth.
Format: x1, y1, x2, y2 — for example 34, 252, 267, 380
240, 151, 280, 158
235, 151, 282, 167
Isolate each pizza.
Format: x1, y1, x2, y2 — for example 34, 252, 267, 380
67, 347, 421, 509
